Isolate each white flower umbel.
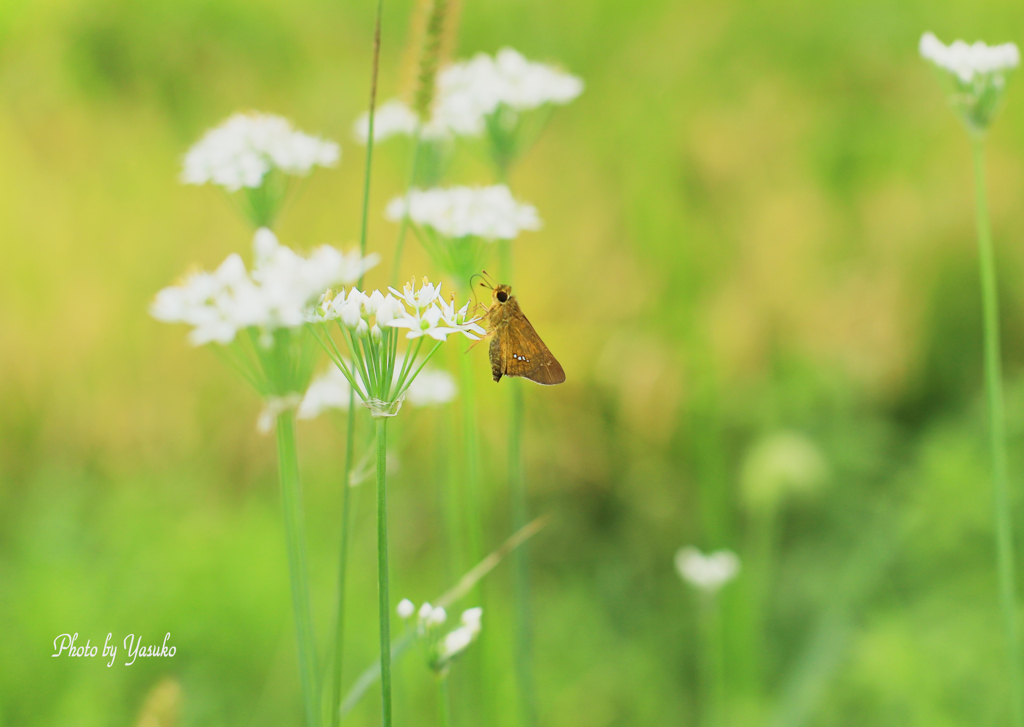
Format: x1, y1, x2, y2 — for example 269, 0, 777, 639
353, 49, 581, 175
152, 228, 379, 419
358, 50, 582, 143
183, 113, 339, 190
385, 186, 540, 284
441, 48, 583, 172
298, 356, 457, 419
182, 112, 340, 227
153, 228, 378, 347
674, 547, 740, 595
308, 277, 481, 418
386, 185, 540, 240
353, 99, 421, 143
431, 607, 483, 671
920, 32, 1020, 134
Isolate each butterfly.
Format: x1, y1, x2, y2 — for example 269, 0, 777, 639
480, 280, 565, 385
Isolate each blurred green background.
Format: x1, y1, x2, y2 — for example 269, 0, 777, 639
4, 0, 1024, 724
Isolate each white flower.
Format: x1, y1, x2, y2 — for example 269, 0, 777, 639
390, 277, 443, 311
920, 32, 1020, 83
460, 607, 482, 630
182, 112, 340, 191
437, 608, 483, 662
354, 50, 582, 144
397, 599, 416, 619
433, 48, 583, 133
488, 47, 585, 111
385, 185, 541, 240
388, 305, 459, 341
427, 606, 448, 626
152, 228, 378, 345
440, 627, 474, 659
432, 49, 582, 136
418, 602, 434, 622
674, 547, 740, 594
438, 295, 486, 338
353, 99, 421, 143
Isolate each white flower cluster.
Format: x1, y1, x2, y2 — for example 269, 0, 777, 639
442, 47, 584, 115
353, 99, 422, 143
151, 228, 379, 345
920, 32, 1020, 83
353, 47, 583, 142
298, 357, 457, 419
385, 185, 541, 240
182, 113, 340, 191
439, 607, 483, 661
675, 547, 740, 594
396, 599, 483, 664
313, 277, 484, 342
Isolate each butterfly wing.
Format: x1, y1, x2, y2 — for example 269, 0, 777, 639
494, 298, 565, 385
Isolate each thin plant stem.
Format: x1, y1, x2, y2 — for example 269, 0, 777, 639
375, 416, 394, 727
499, 194, 536, 727
276, 410, 320, 727
439, 673, 453, 727
973, 136, 1024, 727
458, 341, 483, 577
699, 594, 725, 727
339, 516, 550, 716
328, 395, 357, 727
358, 0, 385, 289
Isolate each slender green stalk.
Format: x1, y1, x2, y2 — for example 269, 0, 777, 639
439, 673, 453, 727
499, 240, 536, 727
458, 339, 483, 574
375, 417, 394, 727
699, 594, 725, 727
328, 396, 357, 727
276, 410, 320, 727
439, 395, 463, 582
358, 0, 385, 285
339, 516, 550, 716
973, 136, 1024, 727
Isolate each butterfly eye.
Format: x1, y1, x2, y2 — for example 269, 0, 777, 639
496, 291, 508, 303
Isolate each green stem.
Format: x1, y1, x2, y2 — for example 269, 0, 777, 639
375, 417, 394, 727
358, 0, 385, 290
439, 673, 453, 727
973, 136, 1024, 727
508, 380, 536, 727
439, 396, 462, 582
329, 395, 357, 727
458, 338, 483, 576
276, 410, 320, 727
699, 594, 725, 727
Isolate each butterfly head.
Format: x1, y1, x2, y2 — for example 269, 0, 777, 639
492, 284, 512, 305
